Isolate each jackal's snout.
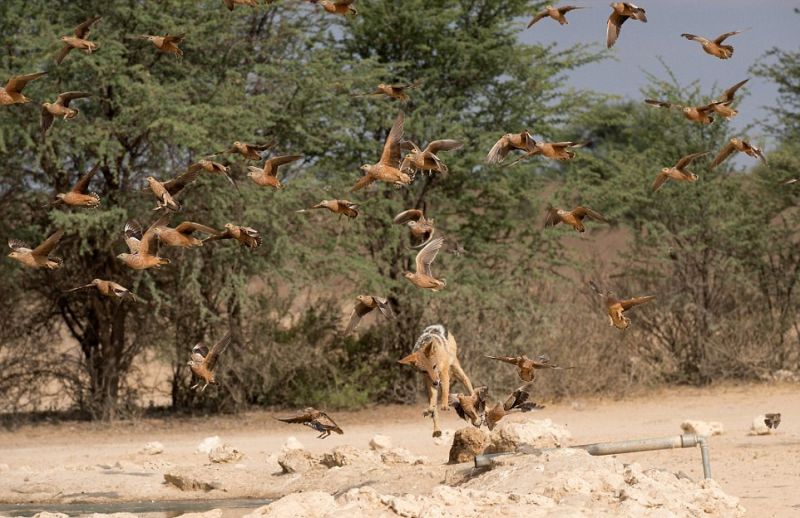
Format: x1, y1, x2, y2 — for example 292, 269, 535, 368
428, 363, 441, 387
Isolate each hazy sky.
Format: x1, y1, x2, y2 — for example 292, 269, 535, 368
519, 0, 800, 143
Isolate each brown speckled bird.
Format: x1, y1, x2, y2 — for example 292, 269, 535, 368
209, 141, 273, 161
247, 154, 302, 189
607, 3, 647, 48
353, 80, 420, 102
487, 131, 536, 164
450, 386, 488, 427
203, 224, 262, 249
152, 220, 221, 248
52, 164, 101, 208
644, 99, 722, 125
41, 91, 91, 135
403, 236, 446, 291
710, 79, 748, 119
0, 72, 47, 106
188, 332, 232, 391
681, 30, 744, 60
401, 139, 463, 176
188, 159, 237, 189
136, 33, 185, 56
55, 16, 101, 65
544, 205, 606, 233
304, 199, 359, 219
709, 138, 766, 170
484, 383, 543, 430
505, 140, 591, 166
276, 408, 344, 438
352, 111, 412, 191
344, 295, 394, 334
65, 279, 139, 302
308, 0, 357, 16
8, 230, 64, 270
486, 354, 571, 383
145, 168, 200, 212
528, 5, 585, 28
589, 281, 654, 330
393, 209, 435, 247
117, 218, 171, 270
653, 151, 708, 192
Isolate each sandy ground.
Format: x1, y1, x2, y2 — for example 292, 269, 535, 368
0, 382, 797, 517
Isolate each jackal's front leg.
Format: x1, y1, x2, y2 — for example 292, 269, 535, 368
439, 369, 451, 411
422, 377, 437, 417
425, 378, 442, 437
451, 360, 474, 395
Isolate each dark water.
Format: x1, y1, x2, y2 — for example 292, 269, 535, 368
0, 497, 272, 517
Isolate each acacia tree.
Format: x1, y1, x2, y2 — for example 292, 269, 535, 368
551, 72, 800, 383
0, 0, 360, 418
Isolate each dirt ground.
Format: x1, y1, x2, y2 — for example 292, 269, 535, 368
0, 382, 797, 517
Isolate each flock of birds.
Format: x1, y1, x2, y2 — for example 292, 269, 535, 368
0, 1, 781, 439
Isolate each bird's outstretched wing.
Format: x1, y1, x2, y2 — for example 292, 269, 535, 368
163, 168, 200, 195
675, 151, 709, 170
378, 111, 405, 168
344, 299, 373, 335
709, 142, 737, 170
205, 332, 232, 372
619, 295, 655, 310
415, 237, 444, 276
31, 230, 64, 257
74, 16, 102, 38
71, 163, 100, 193
393, 209, 424, 225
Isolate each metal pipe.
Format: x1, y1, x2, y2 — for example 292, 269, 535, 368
579, 433, 698, 455
474, 434, 712, 479
697, 435, 712, 479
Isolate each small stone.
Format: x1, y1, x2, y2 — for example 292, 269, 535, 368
140, 441, 164, 455
681, 420, 724, 437
320, 445, 378, 468
277, 448, 318, 474
448, 427, 490, 464
380, 448, 426, 465
282, 436, 304, 451
0, 463, 9, 472
369, 434, 392, 451
196, 436, 222, 454
209, 444, 244, 464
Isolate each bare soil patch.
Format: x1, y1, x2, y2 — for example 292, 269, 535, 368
0, 383, 796, 516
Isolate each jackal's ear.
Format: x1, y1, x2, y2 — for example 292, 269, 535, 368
421, 340, 435, 357
398, 352, 418, 365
